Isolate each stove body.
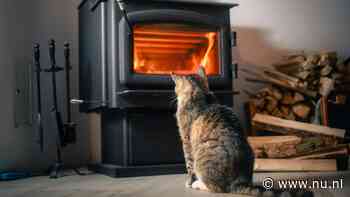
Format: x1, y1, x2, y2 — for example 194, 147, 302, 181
78, 0, 237, 177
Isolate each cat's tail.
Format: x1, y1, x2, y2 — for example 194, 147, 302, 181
229, 184, 314, 197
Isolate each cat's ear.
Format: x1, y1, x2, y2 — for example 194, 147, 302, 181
197, 66, 209, 90
170, 72, 176, 82
170, 73, 179, 83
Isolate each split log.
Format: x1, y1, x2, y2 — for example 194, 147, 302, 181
293, 92, 305, 103
293, 149, 348, 160
254, 159, 337, 172
271, 108, 283, 118
281, 91, 294, 105
252, 113, 346, 138
241, 68, 317, 98
251, 98, 265, 110
291, 144, 349, 160
270, 86, 283, 100
248, 136, 302, 158
248, 136, 302, 145
319, 77, 335, 97
292, 103, 311, 119
265, 96, 278, 113
280, 105, 290, 117
272, 55, 305, 75
296, 137, 326, 153
321, 65, 333, 76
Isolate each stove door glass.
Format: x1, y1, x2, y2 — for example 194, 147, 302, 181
133, 23, 220, 75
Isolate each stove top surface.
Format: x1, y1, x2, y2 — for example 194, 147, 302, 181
79, 0, 238, 9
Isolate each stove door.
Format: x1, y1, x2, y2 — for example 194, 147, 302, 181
119, 9, 232, 89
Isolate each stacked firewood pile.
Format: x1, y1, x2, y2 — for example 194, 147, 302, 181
241, 51, 350, 172
248, 86, 313, 122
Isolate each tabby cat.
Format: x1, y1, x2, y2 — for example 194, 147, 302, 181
171, 67, 312, 197
171, 67, 258, 195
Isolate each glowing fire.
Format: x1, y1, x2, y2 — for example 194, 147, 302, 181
133, 24, 219, 75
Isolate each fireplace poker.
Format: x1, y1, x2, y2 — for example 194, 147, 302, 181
33, 44, 44, 152
63, 42, 77, 144
45, 39, 65, 178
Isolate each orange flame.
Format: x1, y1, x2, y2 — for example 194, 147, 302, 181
133, 24, 219, 75
200, 32, 217, 68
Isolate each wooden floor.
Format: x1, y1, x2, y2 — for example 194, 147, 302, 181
1, 172, 349, 197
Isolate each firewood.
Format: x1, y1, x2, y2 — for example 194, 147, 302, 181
263, 143, 299, 158
273, 64, 300, 76
293, 92, 305, 103
263, 68, 300, 84
280, 105, 290, 117
281, 91, 294, 105
319, 77, 335, 97
297, 70, 311, 80
252, 113, 346, 138
292, 103, 311, 119
285, 53, 306, 62
271, 108, 284, 118
285, 112, 296, 121
258, 87, 273, 97
319, 51, 337, 66
272, 59, 302, 68
320, 65, 333, 76
292, 144, 349, 160
270, 86, 283, 100
248, 136, 302, 158
265, 96, 278, 113
300, 54, 319, 71
251, 98, 266, 110
241, 68, 317, 98
248, 136, 302, 145
254, 159, 337, 172
306, 54, 321, 65
293, 149, 348, 160
301, 62, 316, 71
296, 137, 323, 153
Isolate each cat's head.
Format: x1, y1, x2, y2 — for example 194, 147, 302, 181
171, 67, 211, 100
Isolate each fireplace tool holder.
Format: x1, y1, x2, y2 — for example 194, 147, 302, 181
36, 39, 78, 178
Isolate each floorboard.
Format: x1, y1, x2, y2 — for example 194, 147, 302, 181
1, 172, 349, 197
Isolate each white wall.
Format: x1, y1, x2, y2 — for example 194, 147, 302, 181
231, 0, 350, 129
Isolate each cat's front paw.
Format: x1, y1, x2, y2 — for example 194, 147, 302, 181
191, 180, 209, 191
185, 178, 194, 188
185, 174, 195, 188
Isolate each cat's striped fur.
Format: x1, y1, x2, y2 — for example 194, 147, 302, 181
171, 67, 258, 196
171, 67, 313, 197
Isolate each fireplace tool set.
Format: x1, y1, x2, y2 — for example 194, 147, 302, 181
33, 39, 77, 178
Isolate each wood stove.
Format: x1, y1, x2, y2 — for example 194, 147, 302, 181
78, 0, 237, 177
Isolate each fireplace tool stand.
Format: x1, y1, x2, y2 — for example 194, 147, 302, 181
42, 39, 78, 178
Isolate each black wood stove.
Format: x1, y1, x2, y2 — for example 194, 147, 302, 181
78, 0, 237, 177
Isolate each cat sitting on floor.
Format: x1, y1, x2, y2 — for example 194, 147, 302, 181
171, 67, 313, 197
